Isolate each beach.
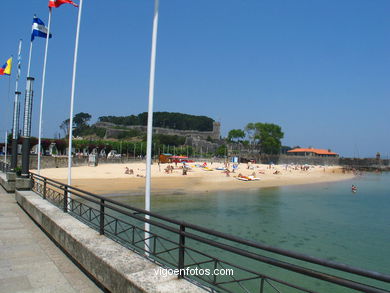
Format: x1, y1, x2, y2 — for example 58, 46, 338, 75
33, 162, 355, 195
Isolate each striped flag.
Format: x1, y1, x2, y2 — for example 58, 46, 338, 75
0, 57, 12, 76
31, 16, 53, 41
48, 0, 78, 8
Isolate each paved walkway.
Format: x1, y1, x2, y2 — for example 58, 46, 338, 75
0, 187, 104, 293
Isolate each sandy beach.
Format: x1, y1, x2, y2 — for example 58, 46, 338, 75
32, 161, 355, 195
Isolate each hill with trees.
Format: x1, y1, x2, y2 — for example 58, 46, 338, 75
98, 112, 214, 132
56, 112, 287, 157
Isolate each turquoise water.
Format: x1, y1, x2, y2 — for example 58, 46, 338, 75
109, 173, 390, 291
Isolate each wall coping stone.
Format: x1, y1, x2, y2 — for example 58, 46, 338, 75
0, 171, 16, 193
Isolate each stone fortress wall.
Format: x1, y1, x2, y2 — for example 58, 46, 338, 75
95, 121, 221, 141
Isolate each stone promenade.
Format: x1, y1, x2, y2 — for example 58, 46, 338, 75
0, 186, 103, 293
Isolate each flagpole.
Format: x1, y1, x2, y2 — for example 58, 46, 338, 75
11, 40, 22, 171
4, 131, 8, 164
145, 0, 160, 253
37, 8, 52, 174
15, 40, 22, 93
26, 37, 33, 78
67, 0, 83, 187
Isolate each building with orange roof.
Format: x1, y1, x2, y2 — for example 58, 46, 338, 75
287, 147, 339, 157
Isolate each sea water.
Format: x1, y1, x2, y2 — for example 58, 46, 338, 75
109, 172, 390, 291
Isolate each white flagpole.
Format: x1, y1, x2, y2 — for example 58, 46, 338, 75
15, 40, 22, 93
37, 8, 52, 174
26, 17, 35, 78
26, 41, 33, 77
145, 0, 160, 253
67, 0, 83, 187
10, 40, 22, 171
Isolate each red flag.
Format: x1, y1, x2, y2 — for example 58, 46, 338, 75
48, 0, 78, 8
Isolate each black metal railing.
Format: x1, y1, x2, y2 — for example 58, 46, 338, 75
0, 161, 10, 173
30, 172, 390, 293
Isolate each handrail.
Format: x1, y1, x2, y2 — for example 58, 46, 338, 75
29, 172, 390, 293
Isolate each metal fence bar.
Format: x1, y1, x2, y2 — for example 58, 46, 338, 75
63, 185, 68, 213
178, 224, 185, 279
43, 177, 47, 199
100, 198, 105, 235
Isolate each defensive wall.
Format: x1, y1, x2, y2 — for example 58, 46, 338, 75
95, 121, 221, 141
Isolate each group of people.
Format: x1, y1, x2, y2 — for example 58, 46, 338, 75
164, 165, 174, 174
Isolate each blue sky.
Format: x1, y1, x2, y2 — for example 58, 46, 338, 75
1, 0, 389, 158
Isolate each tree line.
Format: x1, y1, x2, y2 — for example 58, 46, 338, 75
99, 112, 214, 132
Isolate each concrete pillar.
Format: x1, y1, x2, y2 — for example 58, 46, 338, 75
21, 77, 34, 178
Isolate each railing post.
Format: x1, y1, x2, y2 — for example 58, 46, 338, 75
260, 278, 265, 293
213, 259, 218, 285
178, 224, 185, 279
99, 199, 105, 235
63, 185, 68, 213
43, 178, 47, 200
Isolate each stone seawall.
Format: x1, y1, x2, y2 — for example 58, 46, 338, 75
13, 156, 144, 170
240, 154, 389, 169
256, 154, 340, 166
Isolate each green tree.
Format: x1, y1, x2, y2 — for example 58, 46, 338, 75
227, 129, 245, 142
215, 145, 227, 157
247, 123, 284, 154
244, 123, 257, 145
73, 112, 92, 136
73, 112, 91, 128
60, 112, 92, 137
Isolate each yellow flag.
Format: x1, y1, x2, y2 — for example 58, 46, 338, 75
0, 57, 12, 75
